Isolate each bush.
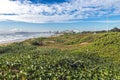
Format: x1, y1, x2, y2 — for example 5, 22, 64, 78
32, 41, 44, 46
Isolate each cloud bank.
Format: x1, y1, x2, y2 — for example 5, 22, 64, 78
0, 0, 120, 23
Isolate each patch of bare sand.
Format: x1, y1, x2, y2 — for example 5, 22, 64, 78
80, 42, 89, 45
0, 42, 13, 46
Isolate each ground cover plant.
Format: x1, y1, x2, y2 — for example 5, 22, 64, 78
0, 32, 120, 80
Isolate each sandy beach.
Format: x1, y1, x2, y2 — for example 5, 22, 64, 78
0, 39, 25, 46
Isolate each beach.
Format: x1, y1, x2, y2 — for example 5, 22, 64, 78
0, 32, 55, 46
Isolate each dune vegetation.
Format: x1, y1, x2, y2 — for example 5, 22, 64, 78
0, 32, 120, 80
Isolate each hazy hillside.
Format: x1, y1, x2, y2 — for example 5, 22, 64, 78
0, 32, 120, 80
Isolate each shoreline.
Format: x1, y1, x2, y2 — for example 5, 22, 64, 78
0, 39, 25, 46
0, 33, 62, 46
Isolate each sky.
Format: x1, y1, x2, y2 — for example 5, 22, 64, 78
0, 0, 120, 32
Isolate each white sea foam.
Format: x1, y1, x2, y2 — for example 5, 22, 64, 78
0, 32, 54, 44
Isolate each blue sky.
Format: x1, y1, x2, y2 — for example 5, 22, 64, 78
0, 0, 120, 32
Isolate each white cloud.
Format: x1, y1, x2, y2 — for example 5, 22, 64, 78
0, 0, 120, 23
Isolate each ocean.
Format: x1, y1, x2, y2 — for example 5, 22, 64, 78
0, 32, 54, 44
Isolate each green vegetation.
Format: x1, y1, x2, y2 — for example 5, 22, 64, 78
0, 32, 120, 79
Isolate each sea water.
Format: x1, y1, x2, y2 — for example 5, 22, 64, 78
0, 32, 54, 44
